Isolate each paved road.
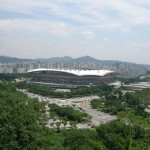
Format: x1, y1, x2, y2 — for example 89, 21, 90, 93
79, 101, 117, 126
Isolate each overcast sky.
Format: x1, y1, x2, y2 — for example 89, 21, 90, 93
0, 0, 150, 64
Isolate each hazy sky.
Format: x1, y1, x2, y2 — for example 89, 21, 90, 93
0, 0, 150, 64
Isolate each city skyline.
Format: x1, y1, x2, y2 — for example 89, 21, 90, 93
0, 0, 150, 64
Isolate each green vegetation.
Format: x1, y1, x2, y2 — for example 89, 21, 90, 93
62, 120, 150, 150
1, 82, 150, 150
62, 129, 107, 150
16, 82, 113, 98
118, 76, 150, 84
118, 110, 150, 128
118, 77, 140, 84
91, 88, 150, 128
0, 73, 31, 81
91, 88, 150, 114
0, 82, 60, 149
133, 89, 150, 105
91, 88, 125, 114
96, 120, 150, 150
49, 104, 89, 123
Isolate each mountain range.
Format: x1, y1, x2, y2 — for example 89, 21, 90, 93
0, 56, 33, 63
0, 55, 149, 67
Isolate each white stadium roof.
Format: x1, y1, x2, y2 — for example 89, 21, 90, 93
28, 68, 116, 77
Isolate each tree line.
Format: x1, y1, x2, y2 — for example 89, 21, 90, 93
16, 82, 113, 98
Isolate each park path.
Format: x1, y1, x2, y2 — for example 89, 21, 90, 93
18, 89, 117, 128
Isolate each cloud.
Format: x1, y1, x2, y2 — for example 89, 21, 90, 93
81, 30, 94, 39
0, 19, 69, 36
0, 0, 49, 12
0, 0, 150, 64
131, 42, 150, 51
1, 0, 150, 30
103, 37, 109, 41
121, 26, 131, 32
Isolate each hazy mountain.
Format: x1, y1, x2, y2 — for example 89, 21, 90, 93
101, 60, 136, 65
0, 56, 33, 63
0, 55, 149, 67
102, 60, 149, 67
36, 56, 100, 63
36, 56, 73, 62
74, 56, 100, 62
36, 56, 142, 66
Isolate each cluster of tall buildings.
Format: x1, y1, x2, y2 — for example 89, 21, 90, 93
0, 61, 148, 78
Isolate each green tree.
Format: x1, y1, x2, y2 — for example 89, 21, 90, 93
0, 83, 62, 150
63, 130, 107, 150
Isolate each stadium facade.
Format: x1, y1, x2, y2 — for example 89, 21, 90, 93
28, 68, 118, 88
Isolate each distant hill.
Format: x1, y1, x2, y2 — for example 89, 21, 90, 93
101, 60, 136, 65
37, 56, 146, 67
37, 56, 100, 63
0, 56, 33, 63
74, 56, 100, 62
36, 56, 73, 62
0, 55, 149, 67
37, 56, 99, 63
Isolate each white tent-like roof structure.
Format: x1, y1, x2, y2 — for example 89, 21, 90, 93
28, 68, 116, 77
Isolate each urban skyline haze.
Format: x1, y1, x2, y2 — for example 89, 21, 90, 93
0, 0, 150, 64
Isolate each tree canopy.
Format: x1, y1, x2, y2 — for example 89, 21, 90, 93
0, 83, 59, 150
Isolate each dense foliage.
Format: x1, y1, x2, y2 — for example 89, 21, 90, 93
96, 120, 150, 150
49, 104, 89, 123
61, 120, 150, 150
91, 88, 150, 112
1, 82, 150, 150
0, 83, 59, 150
91, 88, 150, 127
16, 82, 113, 98
118, 77, 150, 84
0, 73, 31, 81
62, 129, 107, 150
118, 77, 140, 84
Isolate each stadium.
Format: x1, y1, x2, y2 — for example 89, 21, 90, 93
28, 68, 118, 88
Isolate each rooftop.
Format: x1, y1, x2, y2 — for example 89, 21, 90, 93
28, 68, 116, 77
